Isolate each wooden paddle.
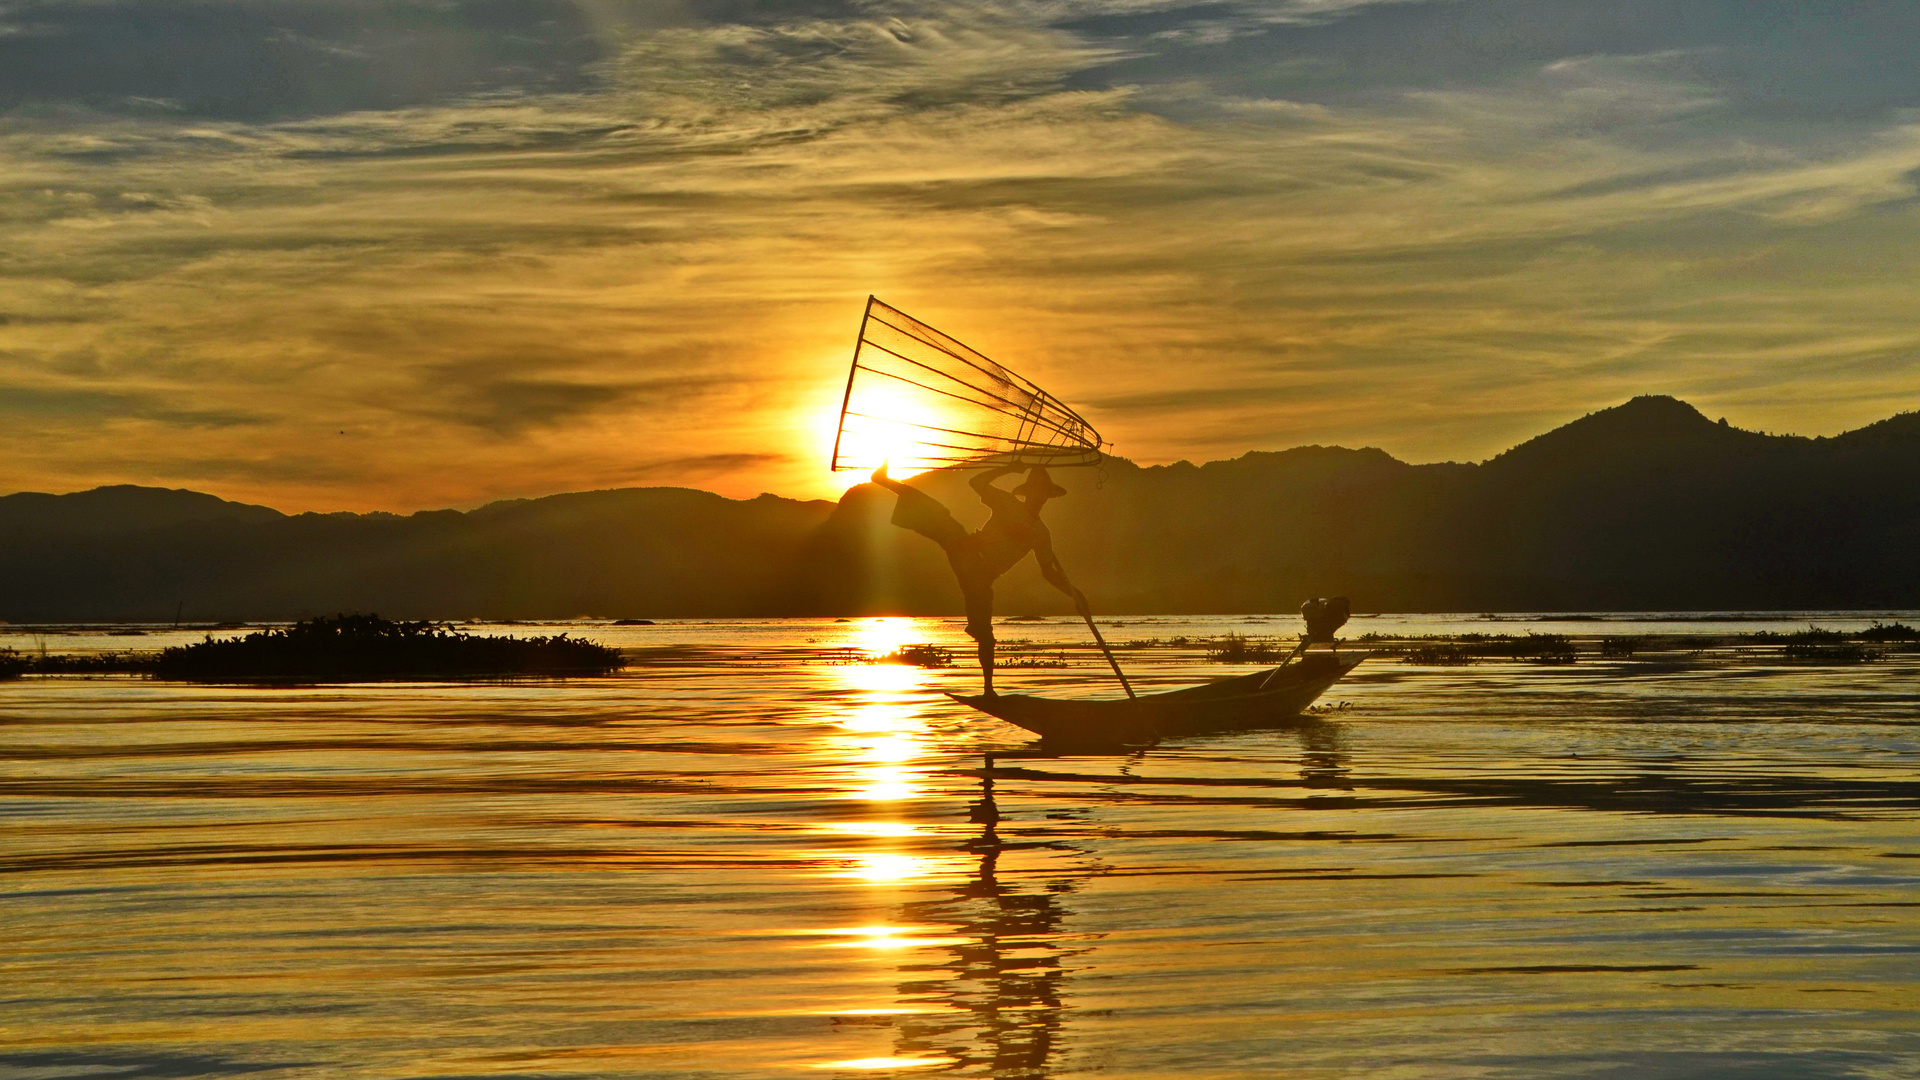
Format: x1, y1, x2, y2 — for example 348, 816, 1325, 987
1074, 592, 1136, 699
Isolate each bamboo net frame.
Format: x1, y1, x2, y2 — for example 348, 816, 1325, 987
830, 297, 1103, 473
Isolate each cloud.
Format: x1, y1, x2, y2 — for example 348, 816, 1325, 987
627, 450, 789, 478
1068, 0, 1920, 120
0, 0, 607, 120
412, 361, 724, 436
4, 0, 1920, 510
0, 384, 264, 426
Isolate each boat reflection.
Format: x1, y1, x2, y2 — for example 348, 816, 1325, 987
851, 718, 1363, 1074
817, 620, 1372, 1075
1299, 721, 1352, 791
879, 766, 1083, 1078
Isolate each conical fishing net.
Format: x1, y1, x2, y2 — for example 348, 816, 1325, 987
831, 297, 1103, 475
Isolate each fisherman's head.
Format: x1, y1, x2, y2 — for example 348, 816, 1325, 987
1012, 466, 1068, 507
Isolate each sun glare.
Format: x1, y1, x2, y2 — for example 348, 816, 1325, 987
832, 384, 953, 479
849, 617, 916, 657
829, 620, 936, 692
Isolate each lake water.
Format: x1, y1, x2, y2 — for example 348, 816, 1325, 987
6, 615, 1920, 1079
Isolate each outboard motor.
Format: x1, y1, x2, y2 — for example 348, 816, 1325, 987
1301, 596, 1351, 645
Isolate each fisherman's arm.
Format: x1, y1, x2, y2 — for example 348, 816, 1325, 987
1033, 533, 1090, 613
969, 465, 1022, 503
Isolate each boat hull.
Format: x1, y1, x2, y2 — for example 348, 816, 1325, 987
953, 652, 1366, 746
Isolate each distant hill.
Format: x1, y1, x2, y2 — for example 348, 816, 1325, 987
5, 396, 1919, 620
0, 486, 834, 622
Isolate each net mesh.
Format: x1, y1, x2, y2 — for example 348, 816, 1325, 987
831, 297, 1103, 474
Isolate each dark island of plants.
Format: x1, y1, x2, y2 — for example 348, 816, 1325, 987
152, 614, 623, 681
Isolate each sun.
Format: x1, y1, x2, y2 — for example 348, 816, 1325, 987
829, 382, 953, 479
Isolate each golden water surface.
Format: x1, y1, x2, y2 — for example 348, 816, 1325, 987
5, 615, 1920, 1078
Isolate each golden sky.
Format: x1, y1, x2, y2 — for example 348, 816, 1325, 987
4, 0, 1920, 511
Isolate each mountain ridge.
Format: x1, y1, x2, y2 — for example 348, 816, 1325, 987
4, 396, 1918, 619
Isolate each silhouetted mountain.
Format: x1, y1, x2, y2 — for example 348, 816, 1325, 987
0, 485, 282, 533
0, 486, 833, 622
4, 396, 1919, 620
1831, 409, 1920, 451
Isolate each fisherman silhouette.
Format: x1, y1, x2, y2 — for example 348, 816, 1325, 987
870, 462, 1085, 695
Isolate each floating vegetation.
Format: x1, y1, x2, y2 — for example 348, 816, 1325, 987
1116, 636, 1195, 649
1599, 636, 1645, 659
1511, 633, 1577, 664
1207, 633, 1290, 664
22, 651, 156, 675
1781, 643, 1878, 663
0, 647, 156, 676
875, 643, 952, 668
1392, 632, 1575, 665
1367, 624, 1917, 668
1302, 700, 1354, 714
153, 614, 623, 681
998, 652, 1071, 669
1747, 626, 1845, 644
1781, 630, 1876, 664
1403, 644, 1479, 665
1742, 626, 1880, 663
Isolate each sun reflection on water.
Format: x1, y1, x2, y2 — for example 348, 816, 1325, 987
796, 618, 957, 1063
816, 925, 968, 951
845, 616, 920, 660
828, 699, 928, 802
812, 1057, 957, 1071
857, 734, 919, 764
837, 662, 925, 694
834, 700, 921, 736
854, 769, 917, 802
819, 821, 920, 838
836, 853, 929, 884
822, 620, 939, 805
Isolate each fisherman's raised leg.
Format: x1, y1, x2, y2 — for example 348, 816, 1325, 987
870, 463, 909, 495
871, 464, 969, 549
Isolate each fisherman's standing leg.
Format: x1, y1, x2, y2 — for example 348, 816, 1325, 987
870, 466, 994, 691
964, 583, 996, 696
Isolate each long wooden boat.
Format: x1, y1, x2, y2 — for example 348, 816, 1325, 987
952, 651, 1367, 746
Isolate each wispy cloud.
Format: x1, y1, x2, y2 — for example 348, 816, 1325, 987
3, 0, 1920, 509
